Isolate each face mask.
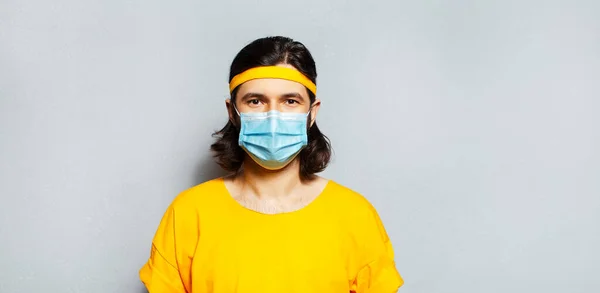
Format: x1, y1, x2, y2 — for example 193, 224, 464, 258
236, 108, 310, 170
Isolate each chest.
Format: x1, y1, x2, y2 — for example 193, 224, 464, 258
190, 216, 355, 293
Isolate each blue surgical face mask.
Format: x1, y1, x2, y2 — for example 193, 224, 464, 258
235, 107, 310, 170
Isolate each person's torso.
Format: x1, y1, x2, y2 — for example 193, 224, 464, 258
187, 180, 365, 293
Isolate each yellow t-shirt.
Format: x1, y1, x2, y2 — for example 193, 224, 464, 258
139, 178, 403, 293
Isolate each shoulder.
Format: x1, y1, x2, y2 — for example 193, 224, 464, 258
325, 180, 379, 215
168, 177, 228, 213
324, 180, 390, 241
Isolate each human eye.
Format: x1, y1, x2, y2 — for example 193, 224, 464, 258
247, 99, 261, 106
285, 99, 299, 105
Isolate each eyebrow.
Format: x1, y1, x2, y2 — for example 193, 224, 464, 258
280, 92, 305, 100
239, 92, 267, 101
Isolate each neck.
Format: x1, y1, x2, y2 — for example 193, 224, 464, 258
236, 157, 303, 199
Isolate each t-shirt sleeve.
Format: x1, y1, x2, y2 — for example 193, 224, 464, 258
139, 203, 198, 293
351, 205, 404, 293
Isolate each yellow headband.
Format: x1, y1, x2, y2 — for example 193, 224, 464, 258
229, 66, 317, 95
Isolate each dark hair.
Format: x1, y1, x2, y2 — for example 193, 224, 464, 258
210, 36, 332, 181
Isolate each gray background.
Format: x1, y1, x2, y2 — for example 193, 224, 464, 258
1, 0, 599, 292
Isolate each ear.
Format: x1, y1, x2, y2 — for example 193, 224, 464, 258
309, 98, 321, 127
225, 98, 236, 124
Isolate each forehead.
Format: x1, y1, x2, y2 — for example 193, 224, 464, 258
236, 78, 309, 99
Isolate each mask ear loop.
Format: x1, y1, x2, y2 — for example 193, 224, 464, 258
230, 101, 242, 129
306, 104, 315, 129
232, 103, 241, 116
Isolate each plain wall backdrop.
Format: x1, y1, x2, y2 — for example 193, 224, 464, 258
1, 0, 599, 292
